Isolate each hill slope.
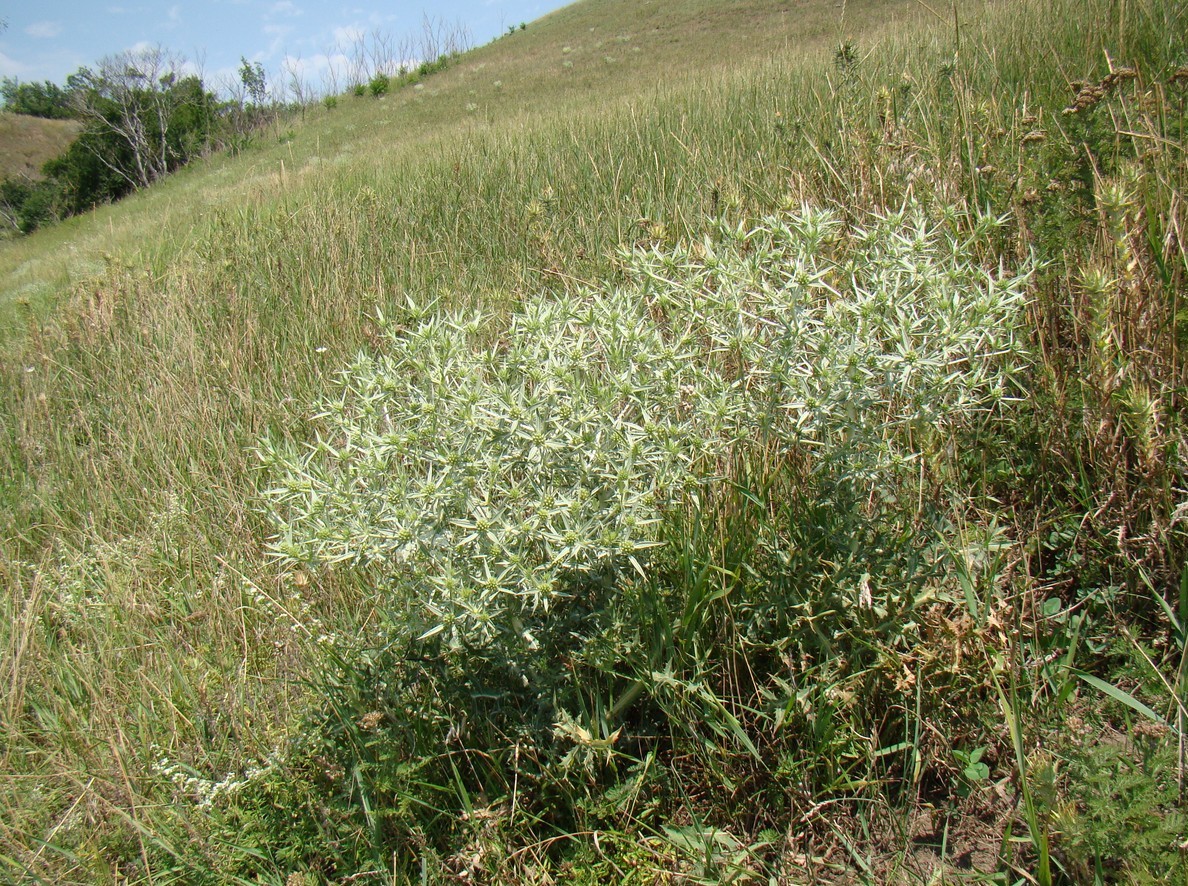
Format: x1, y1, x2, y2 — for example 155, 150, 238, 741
1, 0, 1186, 882
0, 0, 922, 322
0, 111, 80, 180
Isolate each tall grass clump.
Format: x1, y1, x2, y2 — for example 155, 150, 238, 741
221, 203, 1034, 880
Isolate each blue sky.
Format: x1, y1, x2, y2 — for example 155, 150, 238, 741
0, 1, 568, 96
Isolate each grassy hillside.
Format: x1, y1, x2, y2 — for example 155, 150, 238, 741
1, 0, 1186, 883
0, 112, 80, 180
0, 0, 922, 325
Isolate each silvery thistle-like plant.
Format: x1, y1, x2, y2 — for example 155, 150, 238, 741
259, 204, 1032, 650
259, 292, 731, 649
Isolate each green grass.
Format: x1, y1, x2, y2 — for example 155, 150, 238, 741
1, 0, 1186, 881
0, 0, 924, 326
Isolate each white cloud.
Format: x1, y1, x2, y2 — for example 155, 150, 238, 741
176, 58, 202, 78
281, 50, 351, 80
332, 25, 364, 48
261, 23, 295, 59
270, 1, 302, 16
280, 53, 315, 78
26, 21, 63, 39
209, 63, 247, 96
154, 4, 182, 30
0, 50, 30, 77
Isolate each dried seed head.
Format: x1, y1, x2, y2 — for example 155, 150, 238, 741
1102, 68, 1138, 89
1132, 718, 1169, 739
1065, 82, 1107, 112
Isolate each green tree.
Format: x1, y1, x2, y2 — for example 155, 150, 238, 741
0, 176, 62, 233
65, 48, 215, 190
43, 123, 138, 214
1, 78, 75, 118
42, 48, 220, 218
238, 57, 267, 107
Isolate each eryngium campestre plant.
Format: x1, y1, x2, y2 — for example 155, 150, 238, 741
259, 204, 1032, 648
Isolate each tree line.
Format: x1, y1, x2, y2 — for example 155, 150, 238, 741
1, 20, 474, 236
0, 48, 287, 234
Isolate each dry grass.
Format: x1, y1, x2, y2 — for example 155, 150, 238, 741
0, 0, 935, 327
0, 112, 81, 180
0, 0, 1184, 881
